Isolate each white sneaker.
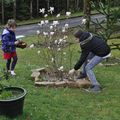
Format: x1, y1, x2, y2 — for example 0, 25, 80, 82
11, 71, 16, 76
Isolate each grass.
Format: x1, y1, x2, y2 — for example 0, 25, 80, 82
0, 35, 120, 120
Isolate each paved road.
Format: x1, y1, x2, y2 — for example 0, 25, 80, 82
16, 14, 105, 37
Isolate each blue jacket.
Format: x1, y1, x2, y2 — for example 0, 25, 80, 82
1, 28, 17, 53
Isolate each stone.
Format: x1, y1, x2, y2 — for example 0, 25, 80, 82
31, 71, 40, 80
31, 67, 46, 72
35, 79, 91, 89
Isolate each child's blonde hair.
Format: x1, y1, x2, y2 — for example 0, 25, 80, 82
5, 19, 17, 28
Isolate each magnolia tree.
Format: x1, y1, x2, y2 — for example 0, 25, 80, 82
35, 7, 75, 81
32, 7, 87, 81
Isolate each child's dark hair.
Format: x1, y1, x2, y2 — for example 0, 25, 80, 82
5, 19, 17, 28
74, 29, 83, 38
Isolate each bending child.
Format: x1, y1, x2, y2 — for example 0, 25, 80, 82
69, 30, 111, 92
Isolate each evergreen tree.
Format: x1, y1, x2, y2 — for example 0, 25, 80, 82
91, 0, 120, 42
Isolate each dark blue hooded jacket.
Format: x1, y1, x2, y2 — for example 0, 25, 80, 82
74, 32, 111, 70
1, 28, 17, 53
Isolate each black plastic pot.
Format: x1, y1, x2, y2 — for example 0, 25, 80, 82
0, 86, 27, 118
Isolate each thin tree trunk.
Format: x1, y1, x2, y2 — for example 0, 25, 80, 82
96, 0, 100, 7
30, 0, 33, 19
47, 0, 50, 10
37, 0, 39, 17
1, 0, 5, 24
13, 0, 16, 20
66, 0, 70, 11
83, 0, 91, 30
76, 0, 79, 10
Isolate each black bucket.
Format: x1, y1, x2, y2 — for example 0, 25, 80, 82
0, 87, 27, 118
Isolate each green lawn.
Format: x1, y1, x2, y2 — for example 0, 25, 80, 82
0, 36, 120, 120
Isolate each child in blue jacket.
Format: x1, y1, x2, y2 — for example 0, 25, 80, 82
1, 19, 20, 75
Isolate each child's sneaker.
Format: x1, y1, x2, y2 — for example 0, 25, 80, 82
11, 71, 16, 76
83, 85, 101, 93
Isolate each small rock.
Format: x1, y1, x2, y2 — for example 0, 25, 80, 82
31, 72, 40, 79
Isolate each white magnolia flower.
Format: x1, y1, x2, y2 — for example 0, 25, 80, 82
58, 66, 64, 71
82, 18, 87, 24
45, 20, 49, 24
48, 47, 51, 49
29, 44, 34, 48
41, 20, 45, 25
38, 23, 41, 26
37, 50, 40, 54
66, 12, 71, 17
50, 25, 53, 30
38, 22, 44, 27
51, 58, 54, 62
44, 14, 48, 18
56, 13, 60, 18
48, 7, 54, 14
39, 8, 45, 14
57, 48, 61, 51
58, 39, 63, 45
50, 32, 54, 36
62, 27, 66, 33
53, 21, 59, 26
54, 40, 58, 44
37, 30, 40, 35
59, 39, 63, 43
63, 35, 68, 39
64, 23, 69, 29
43, 32, 48, 36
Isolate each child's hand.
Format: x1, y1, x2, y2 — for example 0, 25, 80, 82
69, 69, 75, 75
17, 39, 22, 42
15, 41, 20, 45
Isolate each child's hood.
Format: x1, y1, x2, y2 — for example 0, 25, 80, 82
2, 29, 10, 36
74, 30, 91, 42
79, 32, 91, 42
